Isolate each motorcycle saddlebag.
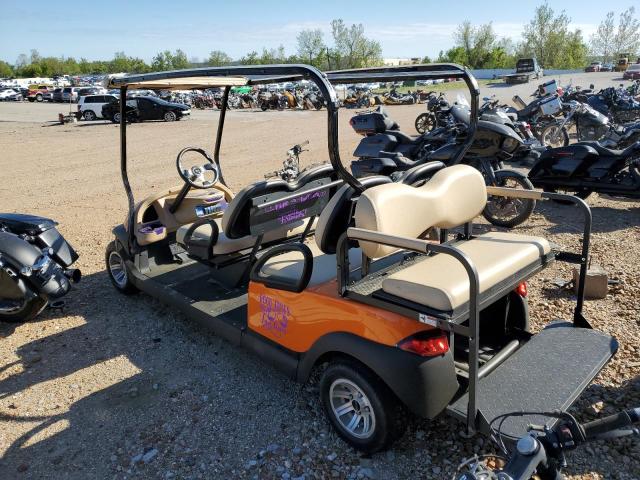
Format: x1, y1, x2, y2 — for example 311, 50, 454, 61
353, 134, 398, 158
0, 213, 57, 235
351, 157, 398, 178
530, 144, 599, 179
350, 112, 397, 135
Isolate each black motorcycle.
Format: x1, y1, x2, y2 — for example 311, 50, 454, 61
414, 91, 451, 133
528, 141, 640, 200
456, 407, 640, 480
539, 100, 611, 147
587, 87, 640, 124
349, 106, 536, 227
0, 213, 80, 322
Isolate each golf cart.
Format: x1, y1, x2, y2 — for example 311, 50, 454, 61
106, 64, 617, 453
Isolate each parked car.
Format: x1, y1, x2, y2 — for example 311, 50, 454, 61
623, 63, 640, 80
585, 61, 602, 72
78, 94, 118, 120
27, 85, 54, 102
503, 58, 543, 84
102, 96, 191, 123
0, 87, 22, 101
52, 87, 63, 102
77, 87, 106, 99
601, 63, 614, 72
62, 86, 86, 103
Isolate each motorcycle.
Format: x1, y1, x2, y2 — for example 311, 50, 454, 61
539, 100, 611, 148
414, 91, 452, 134
587, 86, 640, 124
0, 213, 80, 322
528, 141, 640, 200
382, 88, 416, 106
456, 407, 640, 480
349, 104, 536, 228
265, 140, 310, 182
258, 90, 288, 111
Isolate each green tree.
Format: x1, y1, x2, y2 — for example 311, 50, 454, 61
207, 50, 232, 66
151, 49, 188, 71
0, 60, 13, 77
329, 19, 382, 69
296, 29, 326, 66
520, 3, 587, 68
612, 7, 640, 57
452, 21, 498, 68
590, 12, 616, 63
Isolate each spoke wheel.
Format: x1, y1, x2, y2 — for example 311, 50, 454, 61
329, 379, 376, 439
483, 172, 536, 228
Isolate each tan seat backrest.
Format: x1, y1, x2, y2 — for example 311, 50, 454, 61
354, 165, 487, 258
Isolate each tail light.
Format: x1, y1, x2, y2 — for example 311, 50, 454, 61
515, 282, 528, 297
398, 332, 449, 357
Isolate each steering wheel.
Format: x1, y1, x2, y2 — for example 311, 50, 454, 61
176, 147, 219, 189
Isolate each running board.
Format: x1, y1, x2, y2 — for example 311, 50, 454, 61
447, 324, 617, 440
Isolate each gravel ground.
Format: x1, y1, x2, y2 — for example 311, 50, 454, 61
0, 72, 639, 480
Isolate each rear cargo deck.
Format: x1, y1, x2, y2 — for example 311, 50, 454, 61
447, 324, 617, 439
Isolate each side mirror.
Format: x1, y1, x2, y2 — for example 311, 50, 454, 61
589, 84, 594, 90
482, 96, 490, 101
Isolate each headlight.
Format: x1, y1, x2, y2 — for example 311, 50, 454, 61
501, 136, 520, 153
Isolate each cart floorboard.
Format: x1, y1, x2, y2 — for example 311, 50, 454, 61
447, 324, 617, 439
129, 259, 248, 344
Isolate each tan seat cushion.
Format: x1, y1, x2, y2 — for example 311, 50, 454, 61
176, 218, 314, 256
355, 165, 487, 258
260, 242, 363, 287
382, 232, 551, 311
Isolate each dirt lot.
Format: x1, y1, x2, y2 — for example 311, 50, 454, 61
0, 73, 639, 480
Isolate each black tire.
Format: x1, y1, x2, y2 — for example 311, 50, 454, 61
483, 171, 536, 228
0, 295, 47, 323
543, 187, 592, 205
415, 113, 436, 134
28, 97, 35, 102
540, 123, 570, 147
260, 103, 268, 112
83, 110, 96, 121
163, 110, 177, 122
111, 112, 121, 123
105, 241, 138, 294
320, 360, 405, 453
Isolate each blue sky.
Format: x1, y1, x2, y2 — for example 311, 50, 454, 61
0, 0, 635, 63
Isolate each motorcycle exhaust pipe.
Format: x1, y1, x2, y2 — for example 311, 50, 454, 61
64, 268, 81, 283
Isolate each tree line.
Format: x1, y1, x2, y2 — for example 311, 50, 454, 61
1, 6, 638, 79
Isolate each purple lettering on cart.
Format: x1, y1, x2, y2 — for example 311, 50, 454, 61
259, 294, 290, 337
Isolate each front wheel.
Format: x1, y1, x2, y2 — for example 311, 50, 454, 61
483, 171, 536, 228
0, 295, 48, 323
36, 94, 43, 102
163, 110, 177, 122
415, 113, 436, 134
106, 242, 138, 294
320, 361, 405, 453
540, 123, 570, 147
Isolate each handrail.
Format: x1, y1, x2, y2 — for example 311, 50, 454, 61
485, 187, 592, 328
253, 180, 343, 209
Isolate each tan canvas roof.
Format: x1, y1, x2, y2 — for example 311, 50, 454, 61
106, 75, 249, 90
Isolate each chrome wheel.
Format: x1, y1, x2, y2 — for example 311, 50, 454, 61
329, 379, 376, 439
108, 250, 128, 288
164, 111, 176, 121
0, 298, 28, 314
113, 112, 121, 123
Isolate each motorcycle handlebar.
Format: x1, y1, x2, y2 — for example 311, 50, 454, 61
582, 408, 640, 440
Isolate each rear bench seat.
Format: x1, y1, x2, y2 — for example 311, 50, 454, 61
354, 164, 551, 312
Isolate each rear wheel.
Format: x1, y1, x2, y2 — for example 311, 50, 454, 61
83, 110, 96, 121
106, 242, 138, 294
0, 295, 47, 323
483, 171, 536, 228
415, 113, 436, 134
320, 361, 405, 453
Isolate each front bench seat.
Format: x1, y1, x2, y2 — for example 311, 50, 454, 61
176, 164, 334, 258
354, 165, 551, 312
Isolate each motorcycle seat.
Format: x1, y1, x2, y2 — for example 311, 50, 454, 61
387, 130, 420, 145
576, 141, 637, 158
